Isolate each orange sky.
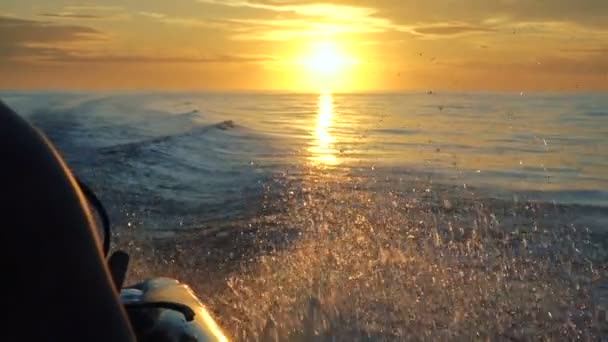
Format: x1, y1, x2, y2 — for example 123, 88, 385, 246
1, 0, 607, 92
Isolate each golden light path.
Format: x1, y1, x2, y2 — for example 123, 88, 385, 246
302, 40, 359, 165
309, 91, 339, 166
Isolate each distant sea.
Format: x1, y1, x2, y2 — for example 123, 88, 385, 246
3, 91, 608, 340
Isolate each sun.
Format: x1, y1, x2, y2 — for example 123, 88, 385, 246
303, 42, 348, 75
296, 41, 359, 91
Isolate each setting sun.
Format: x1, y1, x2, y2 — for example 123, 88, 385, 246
304, 42, 346, 74
297, 42, 359, 91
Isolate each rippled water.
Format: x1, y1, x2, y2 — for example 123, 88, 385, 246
2, 91, 608, 340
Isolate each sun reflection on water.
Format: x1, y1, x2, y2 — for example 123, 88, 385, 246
309, 92, 339, 165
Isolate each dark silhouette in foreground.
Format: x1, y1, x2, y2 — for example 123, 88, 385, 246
0, 101, 228, 342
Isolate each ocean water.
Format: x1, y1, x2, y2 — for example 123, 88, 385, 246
2, 91, 608, 340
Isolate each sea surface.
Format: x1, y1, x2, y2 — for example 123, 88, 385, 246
2, 91, 608, 340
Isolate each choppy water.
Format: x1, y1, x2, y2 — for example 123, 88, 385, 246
4, 91, 608, 210
2, 91, 608, 340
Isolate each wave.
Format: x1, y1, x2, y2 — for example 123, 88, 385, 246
98, 120, 238, 155
371, 128, 420, 135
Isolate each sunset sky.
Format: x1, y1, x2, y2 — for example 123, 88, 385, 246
1, 0, 607, 92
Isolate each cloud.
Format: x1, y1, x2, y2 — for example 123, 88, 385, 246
3, 43, 276, 65
495, 0, 608, 29
0, 15, 274, 65
39, 13, 103, 19
63, 5, 125, 12
354, 0, 608, 31
0, 16, 103, 44
198, 0, 376, 17
195, 0, 510, 41
226, 18, 391, 40
410, 23, 496, 36
38, 5, 129, 21
139, 11, 166, 19
138, 2, 399, 34
195, 0, 407, 40
0, 16, 105, 65
137, 11, 224, 28
457, 53, 608, 75
38, 53, 277, 64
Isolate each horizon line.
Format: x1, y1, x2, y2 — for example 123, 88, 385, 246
1, 88, 607, 96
